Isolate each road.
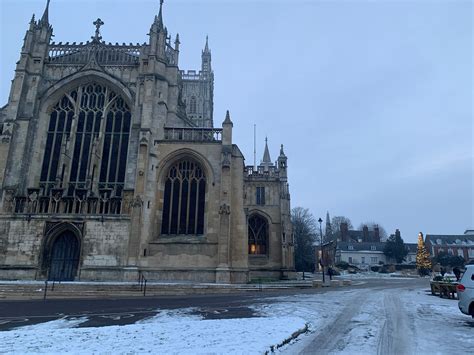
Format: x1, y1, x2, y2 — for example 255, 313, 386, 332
0, 277, 425, 333
285, 277, 431, 355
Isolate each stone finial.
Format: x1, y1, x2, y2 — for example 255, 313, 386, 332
40, 0, 51, 25
222, 110, 233, 145
280, 144, 285, 156
262, 137, 272, 164
204, 35, 210, 54
92, 18, 104, 42
154, 0, 165, 30
223, 110, 233, 126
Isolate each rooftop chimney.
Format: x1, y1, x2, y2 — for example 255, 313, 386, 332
374, 225, 380, 242
362, 225, 369, 242
340, 222, 349, 242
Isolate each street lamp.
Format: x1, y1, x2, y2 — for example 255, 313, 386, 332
318, 217, 325, 283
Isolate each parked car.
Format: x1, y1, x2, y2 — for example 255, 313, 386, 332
457, 265, 474, 318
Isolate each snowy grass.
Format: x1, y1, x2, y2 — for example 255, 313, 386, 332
0, 308, 307, 354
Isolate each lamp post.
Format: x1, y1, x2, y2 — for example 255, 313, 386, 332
318, 217, 325, 283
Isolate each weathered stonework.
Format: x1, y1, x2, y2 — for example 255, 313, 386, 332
0, 2, 295, 283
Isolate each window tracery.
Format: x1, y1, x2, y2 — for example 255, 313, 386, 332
248, 214, 268, 255
161, 159, 206, 235
189, 96, 197, 114
40, 83, 131, 200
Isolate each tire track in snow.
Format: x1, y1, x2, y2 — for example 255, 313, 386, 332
299, 290, 371, 354
377, 292, 415, 355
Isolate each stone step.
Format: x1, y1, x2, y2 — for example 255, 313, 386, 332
0, 281, 312, 300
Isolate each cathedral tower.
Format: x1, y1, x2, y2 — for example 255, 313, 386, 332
181, 37, 214, 127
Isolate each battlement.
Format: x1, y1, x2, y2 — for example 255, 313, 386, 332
244, 165, 280, 180
180, 70, 211, 81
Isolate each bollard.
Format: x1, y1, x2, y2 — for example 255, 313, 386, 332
143, 279, 147, 297
52, 280, 55, 291
43, 280, 48, 301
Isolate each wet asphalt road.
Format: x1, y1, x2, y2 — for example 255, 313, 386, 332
0, 278, 428, 331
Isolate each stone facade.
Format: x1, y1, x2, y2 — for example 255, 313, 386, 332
0, 2, 295, 283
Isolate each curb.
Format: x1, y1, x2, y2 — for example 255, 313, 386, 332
266, 323, 310, 354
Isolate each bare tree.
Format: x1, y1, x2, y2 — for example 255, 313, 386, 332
291, 207, 318, 272
331, 216, 353, 234
358, 222, 388, 240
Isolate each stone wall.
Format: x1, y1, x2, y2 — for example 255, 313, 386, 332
0, 218, 44, 279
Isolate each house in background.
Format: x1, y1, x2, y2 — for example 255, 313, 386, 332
323, 228, 417, 270
334, 223, 382, 243
425, 230, 474, 263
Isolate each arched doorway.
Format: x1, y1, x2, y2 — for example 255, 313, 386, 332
48, 231, 80, 281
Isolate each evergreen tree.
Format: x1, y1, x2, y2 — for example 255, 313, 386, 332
383, 232, 408, 263
416, 232, 431, 275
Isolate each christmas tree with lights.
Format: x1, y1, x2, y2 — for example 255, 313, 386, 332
416, 232, 431, 275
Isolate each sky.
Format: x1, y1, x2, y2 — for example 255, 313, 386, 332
0, 0, 472, 243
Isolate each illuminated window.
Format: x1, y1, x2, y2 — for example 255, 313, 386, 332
161, 159, 206, 235
248, 214, 268, 255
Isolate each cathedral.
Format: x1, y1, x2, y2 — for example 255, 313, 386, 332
0, 1, 295, 283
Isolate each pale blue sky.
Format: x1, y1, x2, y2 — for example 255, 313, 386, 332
1, 0, 472, 242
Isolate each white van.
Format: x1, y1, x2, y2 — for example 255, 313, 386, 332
457, 265, 474, 318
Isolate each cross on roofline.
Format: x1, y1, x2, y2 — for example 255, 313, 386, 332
92, 18, 104, 42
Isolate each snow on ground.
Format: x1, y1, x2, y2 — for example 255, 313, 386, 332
264, 287, 473, 354
0, 309, 306, 354
337, 271, 419, 280
401, 289, 474, 354
1, 284, 473, 354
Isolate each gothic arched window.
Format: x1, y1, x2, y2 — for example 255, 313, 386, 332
40, 83, 131, 198
189, 96, 197, 114
161, 159, 206, 235
248, 214, 268, 255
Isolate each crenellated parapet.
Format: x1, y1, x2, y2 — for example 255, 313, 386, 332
179, 70, 212, 81
244, 165, 281, 180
